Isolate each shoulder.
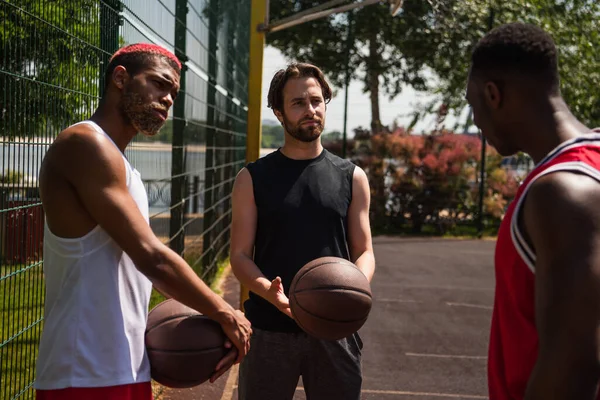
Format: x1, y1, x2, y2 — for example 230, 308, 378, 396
524, 171, 600, 237
44, 123, 125, 181
323, 150, 356, 173
246, 149, 279, 175
527, 171, 600, 211
51, 123, 120, 160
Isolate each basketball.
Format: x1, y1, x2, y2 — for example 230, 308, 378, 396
145, 299, 228, 388
289, 257, 372, 340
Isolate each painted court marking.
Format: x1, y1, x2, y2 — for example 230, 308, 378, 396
406, 352, 487, 360
220, 363, 239, 400
225, 385, 487, 399
445, 301, 493, 310
377, 298, 421, 303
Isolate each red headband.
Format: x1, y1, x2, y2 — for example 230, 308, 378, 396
110, 43, 182, 70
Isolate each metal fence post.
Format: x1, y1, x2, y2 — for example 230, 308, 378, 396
170, 0, 188, 255
240, 0, 267, 310
202, 0, 220, 272
100, 0, 122, 98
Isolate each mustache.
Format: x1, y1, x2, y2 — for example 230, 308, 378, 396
150, 104, 168, 113
299, 117, 322, 125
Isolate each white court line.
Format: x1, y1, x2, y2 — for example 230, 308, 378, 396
357, 389, 487, 398
377, 298, 421, 303
220, 363, 239, 400
406, 352, 487, 360
294, 387, 487, 398
446, 302, 493, 310
229, 386, 487, 399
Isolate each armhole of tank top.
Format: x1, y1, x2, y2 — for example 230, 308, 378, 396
123, 156, 132, 187
349, 164, 356, 200
510, 161, 600, 274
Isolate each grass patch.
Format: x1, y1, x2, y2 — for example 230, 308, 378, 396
148, 254, 230, 310
1, 263, 45, 400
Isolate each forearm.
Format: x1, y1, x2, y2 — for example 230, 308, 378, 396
353, 250, 376, 282
153, 285, 172, 299
230, 252, 271, 299
140, 246, 234, 322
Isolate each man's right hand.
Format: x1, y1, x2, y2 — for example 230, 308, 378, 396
266, 277, 293, 319
215, 308, 252, 364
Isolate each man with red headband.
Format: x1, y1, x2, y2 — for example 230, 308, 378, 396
34, 43, 252, 400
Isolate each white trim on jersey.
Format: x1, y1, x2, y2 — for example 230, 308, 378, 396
534, 134, 600, 168
510, 160, 600, 273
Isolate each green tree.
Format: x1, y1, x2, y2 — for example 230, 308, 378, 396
268, 0, 432, 133
322, 130, 342, 143
0, 0, 103, 138
425, 0, 600, 128
267, 0, 599, 132
261, 124, 285, 148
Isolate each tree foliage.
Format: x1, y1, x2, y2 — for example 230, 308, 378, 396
0, 0, 103, 138
325, 128, 520, 234
422, 0, 600, 128
267, 0, 600, 131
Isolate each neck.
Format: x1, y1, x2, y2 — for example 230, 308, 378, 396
280, 133, 323, 160
520, 95, 591, 164
89, 101, 138, 153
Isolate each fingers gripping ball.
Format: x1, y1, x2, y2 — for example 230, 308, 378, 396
145, 299, 228, 388
289, 257, 372, 340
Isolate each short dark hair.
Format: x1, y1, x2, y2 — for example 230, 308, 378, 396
471, 23, 559, 90
103, 43, 181, 90
267, 63, 332, 112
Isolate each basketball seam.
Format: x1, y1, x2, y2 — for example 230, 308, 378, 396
293, 299, 369, 323
145, 313, 207, 335
290, 260, 359, 293
146, 348, 224, 353
295, 261, 356, 281
293, 286, 372, 297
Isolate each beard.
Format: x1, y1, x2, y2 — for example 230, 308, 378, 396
282, 114, 324, 143
120, 86, 167, 137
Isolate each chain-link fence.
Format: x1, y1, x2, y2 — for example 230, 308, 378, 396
0, 0, 250, 398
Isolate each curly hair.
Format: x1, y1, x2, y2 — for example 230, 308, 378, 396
471, 23, 559, 90
267, 63, 332, 112
103, 43, 181, 90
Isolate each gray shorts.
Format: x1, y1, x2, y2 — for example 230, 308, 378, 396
238, 328, 363, 400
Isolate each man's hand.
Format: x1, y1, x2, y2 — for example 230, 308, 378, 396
210, 346, 238, 383
214, 308, 252, 364
266, 277, 293, 319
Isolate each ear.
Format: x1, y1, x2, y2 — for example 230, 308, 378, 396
273, 109, 284, 125
112, 66, 129, 90
483, 81, 502, 110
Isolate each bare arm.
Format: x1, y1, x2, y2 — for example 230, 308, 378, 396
347, 167, 376, 282
523, 172, 600, 400
51, 130, 251, 365
229, 168, 292, 318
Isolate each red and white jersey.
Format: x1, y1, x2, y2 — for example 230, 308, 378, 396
489, 132, 600, 400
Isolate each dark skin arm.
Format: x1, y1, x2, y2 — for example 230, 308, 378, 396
523, 172, 600, 399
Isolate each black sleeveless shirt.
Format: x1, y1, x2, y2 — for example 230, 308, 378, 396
244, 148, 356, 332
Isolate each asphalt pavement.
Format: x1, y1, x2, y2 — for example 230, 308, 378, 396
160, 236, 496, 400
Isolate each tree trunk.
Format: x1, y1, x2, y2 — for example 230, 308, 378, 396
367, 35, 382, 133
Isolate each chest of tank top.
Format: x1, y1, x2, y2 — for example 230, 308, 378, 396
255, 162, 351, 228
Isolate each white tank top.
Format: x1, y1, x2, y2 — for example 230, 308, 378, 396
35, 121, 153, 389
